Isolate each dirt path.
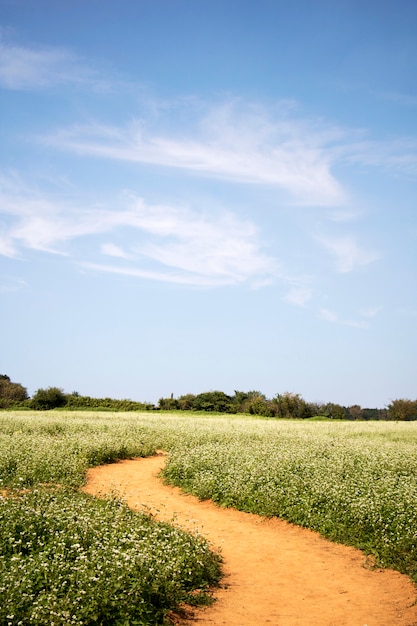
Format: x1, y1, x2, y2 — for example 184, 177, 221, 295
83, 454, 417, 626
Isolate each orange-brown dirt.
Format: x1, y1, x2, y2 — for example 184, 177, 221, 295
82, 453, 417, 626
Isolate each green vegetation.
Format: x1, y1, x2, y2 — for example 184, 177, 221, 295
0, 375, 28, 409
4, 372, 417, 419
0, 412, 223, 625
163, 419, 417, 581
31, 387, 67, 410
0, 489, 221, 626
1, 410, 417, 624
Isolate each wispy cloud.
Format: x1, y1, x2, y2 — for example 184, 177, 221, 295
371, 89, 417, 108
42, 96, 417, 205
359, 306, 382, 318
316, 233, 379, 273
101, 242, 132, 259
94, 199, 281, 287
0, 38, 109, 91
42, 101, 348, 206
0, 275, 27, 293
338, 138, 417, 179
0, 176, 280, 287
284, 285, 313, 307
319, 307, 369, 329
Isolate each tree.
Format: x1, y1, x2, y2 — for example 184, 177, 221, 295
31, 387, 67, 410
193, 391, 235, 413
322, 402, 348, 420
387, 399, 417, 421
348, 405, 363, 421
0, 374, 28, 408
362, 407, 388, 421
177, 394, 196, 410
232, 390, 267, 413
158, 396, 180, 410
271, 392, 313, 419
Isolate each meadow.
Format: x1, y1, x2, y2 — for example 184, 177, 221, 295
1, 410, 417, 624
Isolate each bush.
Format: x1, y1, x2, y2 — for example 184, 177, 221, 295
0, 375, 28, 409
193, 391, 235, 413
31, 388, 67, 410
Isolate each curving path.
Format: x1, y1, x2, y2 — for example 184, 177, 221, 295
82, 454, 417, 626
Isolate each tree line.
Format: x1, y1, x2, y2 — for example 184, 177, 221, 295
157, 390, 417, 420
0, 375, 153, 412
1, 374, 416, 420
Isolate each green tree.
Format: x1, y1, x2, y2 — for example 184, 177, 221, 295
271, 392, 313, 419
362, 407, 388, 420
322, 402, 348, 420
193, 391, 235, 413
31, 387, 67, 410
232, 390, 267, 413
177, 394, 196, 410
387, 398, 417, 421
0, 374, 28, 408
348, 405, 363, 421
158, 396, 180, 410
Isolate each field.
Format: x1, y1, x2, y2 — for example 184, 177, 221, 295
1, 411, 417, 625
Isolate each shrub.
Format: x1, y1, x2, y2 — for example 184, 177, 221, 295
31, 387, 67, 410
0, 375, 28, 409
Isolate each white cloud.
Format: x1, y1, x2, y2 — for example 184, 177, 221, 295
102, 199, 281, 286
42, 101, 348, 206
0, 177, 280, 287
319, 307, 369, 329
316, 233, 379, 273
101, 243, 131, 259
36, 97, 417, 193
319, 307, 338, 323
0, 275, 27, 293
0, 38, 108, 91
284, 285, 313, 307
339, 138, 417, 178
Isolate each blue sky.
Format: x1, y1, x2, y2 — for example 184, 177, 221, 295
1, 0, 416, 408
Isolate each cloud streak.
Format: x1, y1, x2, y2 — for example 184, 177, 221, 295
42, 98, 417, 206
319, 307, 369, 329
316, 233, 379, 273
0, 38, 109, 91
42, 101, 348, 206
0, 177, 280, 287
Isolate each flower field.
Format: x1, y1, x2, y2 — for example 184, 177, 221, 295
1, 410, 417, 624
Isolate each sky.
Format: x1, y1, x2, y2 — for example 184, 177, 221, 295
0, 0, 416, 408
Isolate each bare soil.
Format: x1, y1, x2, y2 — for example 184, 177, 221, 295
82, 453, 417, 626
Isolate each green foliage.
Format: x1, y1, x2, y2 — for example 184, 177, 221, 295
0, 488, 221, 625
192, 391, 235, 413
0, 375, 28, 409
321, 402, 348, 420
2, 374, 409, 422
0, 413, 158, 488
162, 418, 417, 583
387, 398, 417, 421
362, 407, 388, 420
177, 393, 196, 410
1, 411, 417, 589
158, 396, 180, 410
31, 387, 67, 410
65, 394, 154, 411
271, 392, 313, 419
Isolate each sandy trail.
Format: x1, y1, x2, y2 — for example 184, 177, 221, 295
83, 454, 417, 626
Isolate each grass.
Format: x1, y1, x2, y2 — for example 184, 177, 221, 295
1, 410, 417, 623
